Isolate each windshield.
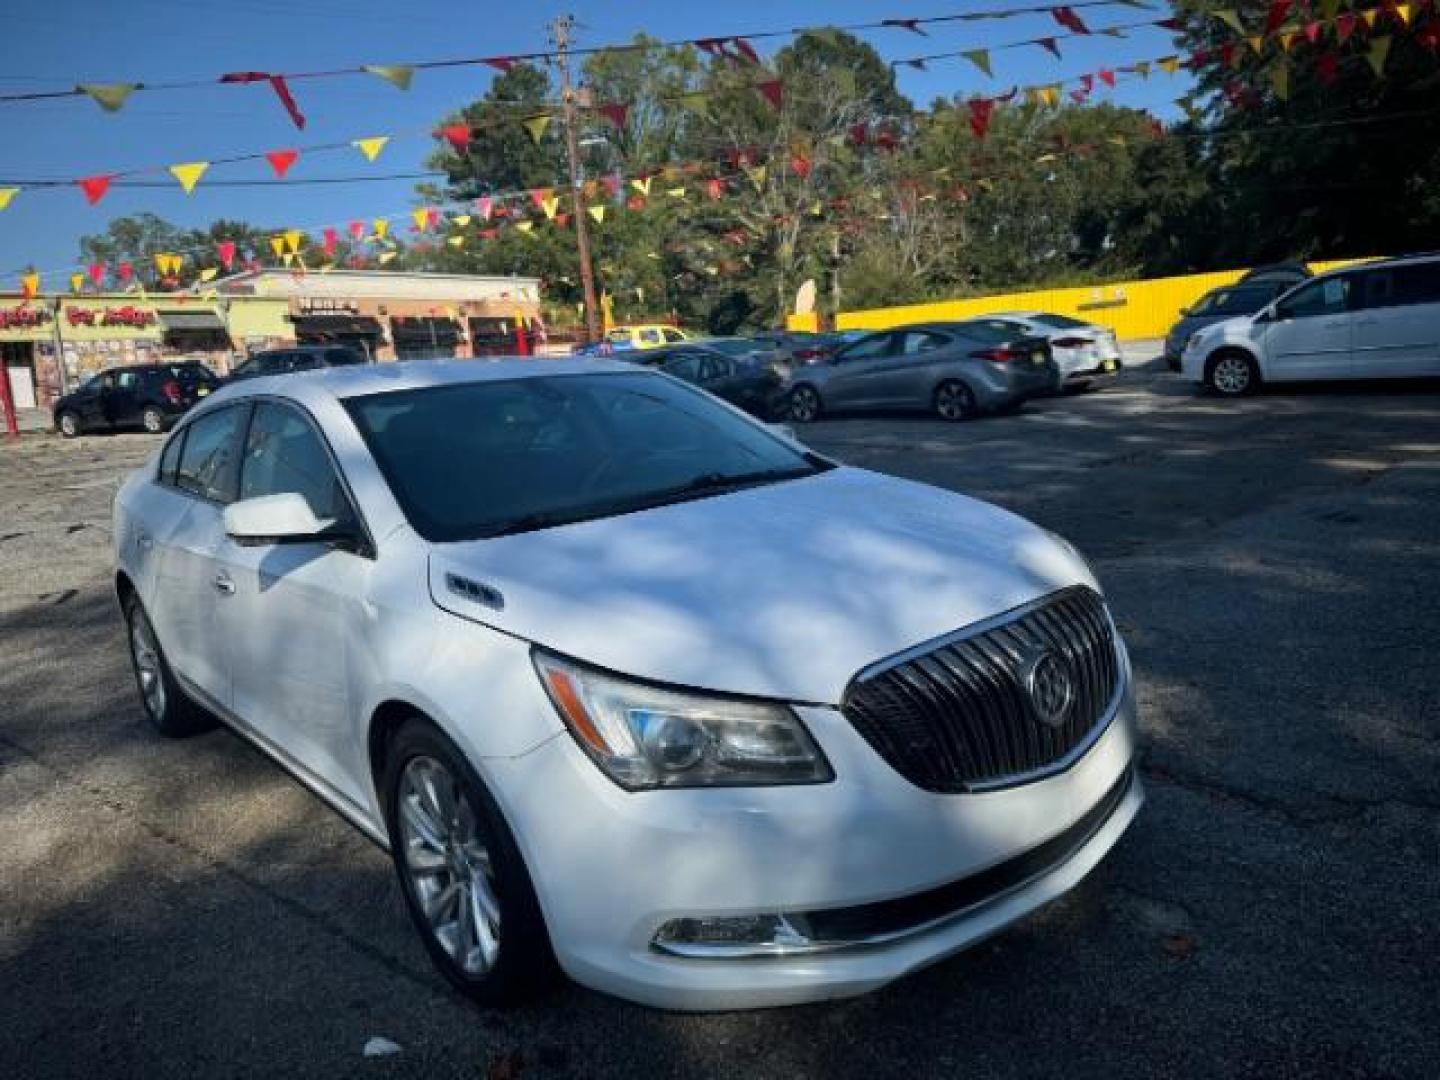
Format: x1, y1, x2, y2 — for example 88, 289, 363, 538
1192, 287, 1270, 316
1029, 313, 1090, 330
344, 372, 825, 542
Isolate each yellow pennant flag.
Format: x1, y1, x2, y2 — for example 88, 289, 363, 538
1157, 56, 1182, 75
373, 218, 390, 238
1034, 153, 1058, 164
153, 253, 169, 275
1391, 3, 1412, 25
744, 164, 767, 192
269, 236, 286, 258
630, 177, 652, 196
353, 136, 390, 162
962, 49, 992, 77
1270, 61, 1290, 100
70, 272, 85, 293
78, 82, 140, 112
1278, 31, 1301, 53
1361, 8, 1381, 27
1212, 10, 1246, 34
447, 235, 465, 247
515, 220, 535, 235
362, 64, 415, 90
0, 187, 18, 211
378, 251, 398, 265
451, 214, 471, 227
1366, 35, 1392, 75
21, 271, 40, 298
412, 208, 429, 232
522, 115, 551, 144
1247, 34, 1265, 55
199, 266, 218, 282
169, 161, 209, 194
1108, 135, 1128, 147
284, 229, 304, 254
587, 204, 605, 223
667, 187, 686, 199
541, 195, 560, 220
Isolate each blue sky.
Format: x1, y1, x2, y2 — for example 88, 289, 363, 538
0, 0, 1188, 284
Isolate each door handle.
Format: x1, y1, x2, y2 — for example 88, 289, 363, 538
1322, 321, 1346, 329
212, 572, 235, 596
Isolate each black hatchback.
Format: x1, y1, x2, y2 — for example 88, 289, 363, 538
53, 362, 219, 437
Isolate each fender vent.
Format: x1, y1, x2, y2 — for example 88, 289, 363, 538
444, 572, 505, 611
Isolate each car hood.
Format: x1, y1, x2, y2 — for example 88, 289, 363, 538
427, 467, 1096, 704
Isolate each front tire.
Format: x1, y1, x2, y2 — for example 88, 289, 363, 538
56, 411, 81, 438
788, 384, 821, 423
141, 406, 166, 434
124, 595, 214, 737
1206, 351, 1260, 397
934, 379, 977, 421
382, 719, 554, 1006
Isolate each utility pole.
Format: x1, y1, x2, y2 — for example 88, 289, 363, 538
551, 14, 601, 343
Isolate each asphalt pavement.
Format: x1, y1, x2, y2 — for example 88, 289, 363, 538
1, 363, 1436, 1078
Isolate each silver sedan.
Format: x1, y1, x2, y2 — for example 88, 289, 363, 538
786, 322, 1058, 422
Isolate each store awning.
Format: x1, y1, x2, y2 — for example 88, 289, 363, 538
158, 310, 226, 331
391, 317, 461, 344
292, 315, 384, 338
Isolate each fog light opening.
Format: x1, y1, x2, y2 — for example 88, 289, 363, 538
652, 913, 819, 958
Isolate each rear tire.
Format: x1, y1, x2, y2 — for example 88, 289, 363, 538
1206, 351, 1260, 397
56, 411, 81, 438
788, 384, 821, 423
934, 380, 977, 421
382, 718, 555, 1006
141, 406, 166, 434
123, 595, 215, 737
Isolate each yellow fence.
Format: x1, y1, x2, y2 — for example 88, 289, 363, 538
788, 259, 1371, 342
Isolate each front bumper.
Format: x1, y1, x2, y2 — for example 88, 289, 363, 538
489, 671, 1142, 1010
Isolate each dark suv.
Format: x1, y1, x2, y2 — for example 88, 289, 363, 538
228, 344, 368, 381
53, 362, 219, 437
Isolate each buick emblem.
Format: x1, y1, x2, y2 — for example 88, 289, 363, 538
1020, 648, 1075, 729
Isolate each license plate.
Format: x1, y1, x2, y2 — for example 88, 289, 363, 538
1031, 351, 1045, 365
196, 387, 210, 396
1102, 359, 1117, 373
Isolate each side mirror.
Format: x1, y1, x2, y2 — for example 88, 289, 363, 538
224, 492, 337, 547
1178, 307, 1192, 317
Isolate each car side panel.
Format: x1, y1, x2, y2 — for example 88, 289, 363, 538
1354, 299, 1440, 378
146, 496, 233, 706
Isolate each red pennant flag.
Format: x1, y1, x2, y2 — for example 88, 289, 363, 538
1315, 52, 1340, 83
875, 128, 899, 152
1264, 0, 1293, 35
438, 123, 471, 152
265, 149, 299, 177
598, 102, 629, 129
1418, 21, 1440, 50
968, 98, 996, 140
1038, 37, 1062, 59
217, 240, 236, 269
87, 262, 106, 286
219, 71, 306, 129
1080, 74, 1095, 93
78, 174, 113, 205
426, 208, 441, 231
1148, 119, 1165, 138
554, 212, 570, 228
1304, 20, 1323, 43
756, 79, 783, 109
1097, 68, 1116, 88
322, 227, 338, 257
694, 38, 726, 57
1070, 89, 1088, 104
478, 228, 499, 240
1051, 7, 1091, 34
626, 194, 646, 211
117, 261, 134, 283
848, 122, 868, 147
529, 187, 553, 209
483, 57, 516, 72
790, 155, 812, 179
1219, 40, 1236, 67
732, 38, 760, 64
1335, 13, 1358, 43
1187, 48, 1213, 69
348, 220, 366, 240
706, 177, 725, 200
882, 18, 927, 35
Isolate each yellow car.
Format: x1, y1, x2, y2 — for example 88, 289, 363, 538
606, 324, 692, 351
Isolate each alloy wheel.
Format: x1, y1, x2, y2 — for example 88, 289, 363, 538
789, 386, 819, 423
58, 413, 78, 438
1211, 355, 1252, 395
935, 381, 976, 421
142, 409, 164, 434
397, 755, 502, 976
128, 607, 167, 721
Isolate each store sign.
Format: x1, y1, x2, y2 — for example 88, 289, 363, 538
0, 305, 51, 329
65, 305, 158, 328
297, 297, 360, 315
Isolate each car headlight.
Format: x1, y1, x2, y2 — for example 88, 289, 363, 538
533, 651, 833, 790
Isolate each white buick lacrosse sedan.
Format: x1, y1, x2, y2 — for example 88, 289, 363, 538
112, 358, 1142, 1010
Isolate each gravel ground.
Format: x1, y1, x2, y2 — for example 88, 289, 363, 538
1, 366, 1437, 1079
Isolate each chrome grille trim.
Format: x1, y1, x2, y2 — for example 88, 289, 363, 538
842, 587, 1123, 793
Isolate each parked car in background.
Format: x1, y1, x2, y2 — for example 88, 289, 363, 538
53, 361, 218, 437
984, 312, 1123, 390
1164, 282, 1297, 369
1237, 261, 1313, 290
638, 344, 791, 418
786, 321, 1058, 422
1180, 254, 1440, 395
228, 345, 368, 381
686, 336, 777, 364
113, 359, 1141, 1009
605, 324, 693, 351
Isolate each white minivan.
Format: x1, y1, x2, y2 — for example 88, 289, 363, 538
1181, 254, 1440, 395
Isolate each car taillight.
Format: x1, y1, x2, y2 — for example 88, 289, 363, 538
1051, 336, 1093, 348
793, 348, 819, 360
161, 380, 182, 402
970, 348, 1017, 363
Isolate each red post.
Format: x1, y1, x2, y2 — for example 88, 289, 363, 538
0, 360, 19, 439
514, 321, 531, 357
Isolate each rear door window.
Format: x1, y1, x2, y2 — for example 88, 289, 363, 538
1361, 262, 1440, 310
174, 405, 248, 503
662, 328, 686, 343
835, 333, 897, 361
899, 331, 950, 355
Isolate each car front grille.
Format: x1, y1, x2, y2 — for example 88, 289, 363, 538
841, 587, 1121, 793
